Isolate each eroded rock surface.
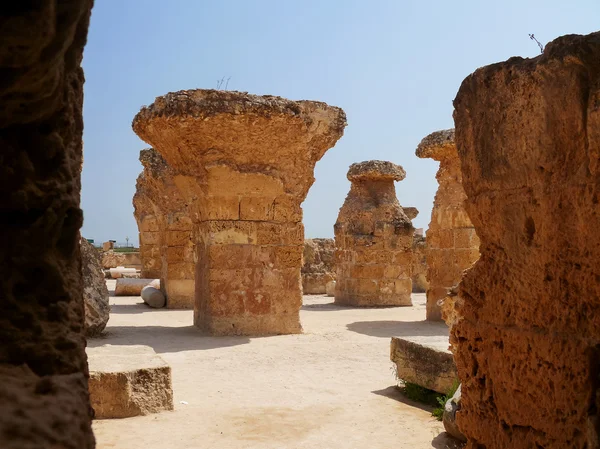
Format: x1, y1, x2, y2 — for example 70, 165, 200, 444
133, 90, 346, 335
334, 161, 415, 306
88, 345, 174, 419
0, 2, 95, 448
416, 129, 479, 321
411, 234, 428, 293
452, 32, 600, 449
302, 238, 335, 294
133, 148, 195, 308
81, 238, 110, 336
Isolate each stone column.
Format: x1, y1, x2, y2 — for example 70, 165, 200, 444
133, 148, 195, 308
302, 238, 335, 294
0, 2, 95, 448
416, 129, 480, 321
133, 90, 346, 335
452, 32, 600, 449
334, 161, 415, 306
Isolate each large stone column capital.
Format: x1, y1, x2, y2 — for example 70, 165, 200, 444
132, 89, 346, 198
415, 129, 456, 162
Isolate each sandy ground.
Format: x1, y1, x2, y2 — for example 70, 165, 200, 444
91, 281, 456, 449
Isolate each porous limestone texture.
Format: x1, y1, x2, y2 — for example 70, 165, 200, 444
88, 345, 174, 419
133, 148, 195, 308
334, 161, 415, 306
102, 250, 127, 269
302, 238, 335, 294
411, 234, 428, 293
114, 278, 160, 296
452, 31, 600, 449
81, 237, 110, 336
133, 90, 346, 335
0, 2, 95, 448
103, 241, 115, 251
416, 129, 480, 321
390, 335, 457, 395
326, 280, 336, 297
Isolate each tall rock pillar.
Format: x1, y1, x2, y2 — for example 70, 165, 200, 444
334, 161, 415, 306
133, 90, 346, 335
416, 129, 479, 321
452, 32, 600, 449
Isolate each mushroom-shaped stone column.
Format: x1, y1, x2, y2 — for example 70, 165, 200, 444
133, 90, 346, 335
416, 129, 480, 321
133, 148, 195, 308
334, 161, 415, 306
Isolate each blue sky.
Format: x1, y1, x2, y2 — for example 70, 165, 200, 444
81, 0, 599, 245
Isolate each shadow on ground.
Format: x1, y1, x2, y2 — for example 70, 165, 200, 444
346, 320, 449, 338
88, 325, 250, 354
371, 385, 434, 413
431, 432, 465, 449
301, 302, 353, 311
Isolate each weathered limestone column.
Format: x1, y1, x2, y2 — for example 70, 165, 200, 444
133, 90, 346, 335
0, 2, 95, 448
452, 32, 600, 449
416, 129, 479, 321
133, 148, 195, 308
334, 161, 415, 306
302, 238, 335, 294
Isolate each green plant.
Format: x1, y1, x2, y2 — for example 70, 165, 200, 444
432, 379, 460, 421
401, 382, 440, 406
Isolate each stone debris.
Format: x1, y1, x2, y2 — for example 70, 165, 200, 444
390, 334, 457, 395
334, 161, 415, 306
101, 250, 126, 268
114, 278, 160, 296
81, 237, 110, 337
133, 89, 346, 335
416, 129, 479, 321
88, 345, 174, 419
451, 31, 600, 448
109, 267, 138, 279
302, 238, 335, 294
141, 286, 166, 308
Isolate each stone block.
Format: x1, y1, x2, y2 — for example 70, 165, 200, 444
88, 345, 173, 419
390, 335, 457, 394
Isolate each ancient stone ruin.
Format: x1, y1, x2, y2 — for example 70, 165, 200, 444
452, 32, 600, 448
302, 238, 335, 294
416, 129, 479, 321
411, 233, 428, 293
133, 90, 346, 335
81, 237, 110, 336
334, 161, 415, 306
133, 148, 195, 308
88, 345, 174, 419
0, 2, 95, 447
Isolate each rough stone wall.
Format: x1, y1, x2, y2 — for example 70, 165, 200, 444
0, 2, 95, 448
133, 148, 195, 308
452, 32, 600, 449
411, 234, 428, 293
416, 129, 479, 321
334, 161, 415, 306
81, 237, 110, 336
133, 90, 346, 335
302, 238, 335, 294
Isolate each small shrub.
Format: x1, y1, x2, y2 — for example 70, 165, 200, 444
399, 380, 460, 421
431, 379, 460, 421
401, 382, 440, 406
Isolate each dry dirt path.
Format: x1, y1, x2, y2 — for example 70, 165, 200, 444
92, 281, 454, 449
